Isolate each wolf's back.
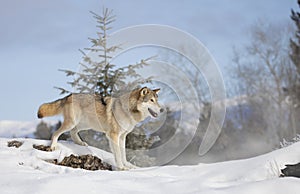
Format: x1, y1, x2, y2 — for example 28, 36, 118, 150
37, 98, 64, 118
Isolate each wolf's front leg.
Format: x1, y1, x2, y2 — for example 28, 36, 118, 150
107, 132, 128, 170
120, 133, 138, 169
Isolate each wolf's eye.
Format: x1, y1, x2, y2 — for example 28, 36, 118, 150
150, 99, 154, 102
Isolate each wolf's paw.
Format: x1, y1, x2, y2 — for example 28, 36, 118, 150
124, 162, 139, 169
118, 166, 130, 171
50, 144, 58, 151
50, 147, 56, 151
76, 141, 88, 147
116, 163, 138, 171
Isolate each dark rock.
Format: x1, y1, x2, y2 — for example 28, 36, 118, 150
57, 154, 112, 171
33, 144, 52, 152
281, 163, 300, 178
7, 140, 23, 148
45, 159, 58, 164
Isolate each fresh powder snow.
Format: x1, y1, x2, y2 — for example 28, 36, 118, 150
0, 137, 299, 194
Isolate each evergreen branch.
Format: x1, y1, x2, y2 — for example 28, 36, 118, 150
84, 47, 104, 52
54, 87, 71, 95
58, 69, 76, 76
98, 54, 113, 59
106, 45, 122, 53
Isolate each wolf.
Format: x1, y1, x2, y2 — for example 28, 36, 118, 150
37, 87, 163, 170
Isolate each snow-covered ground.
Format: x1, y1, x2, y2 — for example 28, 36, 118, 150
1, 137, 299, 194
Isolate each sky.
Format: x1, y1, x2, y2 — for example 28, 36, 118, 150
0, 0, 298, 121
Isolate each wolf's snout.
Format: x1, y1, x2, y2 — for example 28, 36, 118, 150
148, 108, 158, 118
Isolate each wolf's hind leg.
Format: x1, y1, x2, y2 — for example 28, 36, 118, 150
70, 128, 88, 146
50, 119, 75, 150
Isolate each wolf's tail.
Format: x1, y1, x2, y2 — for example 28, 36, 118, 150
37, 99, 64, 118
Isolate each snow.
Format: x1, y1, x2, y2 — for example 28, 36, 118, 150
0, 137, 299, 194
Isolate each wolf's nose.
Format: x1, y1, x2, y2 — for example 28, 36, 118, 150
160, 108, 164, 113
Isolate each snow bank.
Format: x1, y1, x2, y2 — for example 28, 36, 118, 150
0, 137, 299, 194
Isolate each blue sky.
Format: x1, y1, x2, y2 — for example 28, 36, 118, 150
0, 0, 297, 121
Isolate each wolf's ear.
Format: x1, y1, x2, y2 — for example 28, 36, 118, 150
140, 87, 149, 96
153, 88, 160, 94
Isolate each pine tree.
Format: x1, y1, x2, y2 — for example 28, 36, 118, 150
291, 0, 300, 74
289, 0, 300, 105
56, 8, 152, 97
34, 121, 51, 140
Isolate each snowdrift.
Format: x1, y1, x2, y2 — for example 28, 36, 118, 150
0, 137, 299, 194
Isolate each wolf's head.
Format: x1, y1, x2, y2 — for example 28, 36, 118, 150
132, 87, 164, 119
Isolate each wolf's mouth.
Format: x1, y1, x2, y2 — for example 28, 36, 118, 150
148, 108, 158, 118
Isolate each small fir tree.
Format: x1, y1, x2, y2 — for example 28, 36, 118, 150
56, 8, 152, 97
34, 121, 51, 140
